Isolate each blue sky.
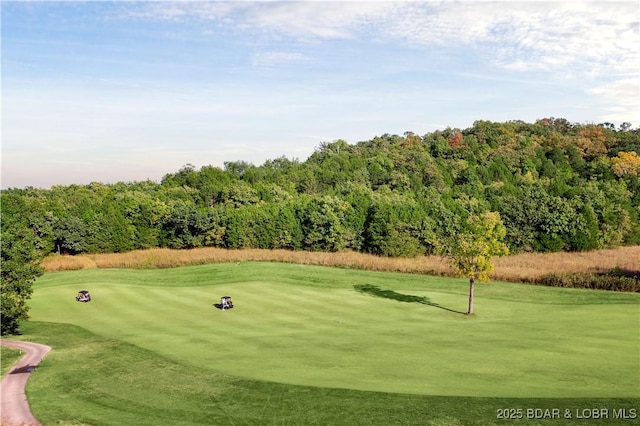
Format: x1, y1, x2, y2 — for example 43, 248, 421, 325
2, 1, 639, 189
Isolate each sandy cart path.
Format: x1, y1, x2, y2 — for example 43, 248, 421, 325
1, 340, 51, 426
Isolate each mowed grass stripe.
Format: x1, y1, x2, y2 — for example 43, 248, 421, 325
30, 263, 640, 399
34, 281, 460, 393
94, 286, 247, 363
41, 282, 640, 396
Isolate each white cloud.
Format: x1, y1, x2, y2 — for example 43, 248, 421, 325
376, 2, 638, 80
127, 1, 638, 78
119, 1, 240, 23
241, 2, 396, 38
124, 1, 400, 41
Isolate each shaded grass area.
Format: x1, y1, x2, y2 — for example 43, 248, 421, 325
354, 283, 467, 314
16, 321, 640, 426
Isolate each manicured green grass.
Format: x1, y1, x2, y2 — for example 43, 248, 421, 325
11, 262, 640, 424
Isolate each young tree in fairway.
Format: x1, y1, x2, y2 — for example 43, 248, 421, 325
442, 212, 509, 314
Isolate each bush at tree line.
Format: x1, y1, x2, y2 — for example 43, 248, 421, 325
537, 269, 640, 292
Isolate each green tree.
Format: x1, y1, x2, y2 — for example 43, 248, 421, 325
86, 200, 135, 253
224, 206, 258, 249
116, 190, 170, 249
440, 212, 509, 315
219, 180, 260, 207
54, 215, 90, 254
336, 182, 372, 251
301, 195, 353, 252
365, 192, 425, 257
1, 192, 46, 335
160, 203, 215, 249
266, 202, 304, 250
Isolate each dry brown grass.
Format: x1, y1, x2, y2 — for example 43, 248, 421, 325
493, 246, 640, 282
41, 246, 640, 283
40, 255, 97, 271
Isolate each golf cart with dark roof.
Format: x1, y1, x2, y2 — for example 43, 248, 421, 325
214, 296, 233, 310
76, 290, 92, 302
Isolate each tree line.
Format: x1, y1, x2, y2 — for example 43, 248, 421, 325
5, 118, 639, 258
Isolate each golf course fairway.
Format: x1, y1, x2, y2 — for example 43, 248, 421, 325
13, 262, 640, 424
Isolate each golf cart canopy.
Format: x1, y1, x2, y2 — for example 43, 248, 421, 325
76, 290, 92, 302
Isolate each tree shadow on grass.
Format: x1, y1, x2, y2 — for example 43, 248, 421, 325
354, 284, 466, 315
11, 365, 36, 374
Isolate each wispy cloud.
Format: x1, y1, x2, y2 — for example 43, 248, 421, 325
125, 1, 395, 38
118, 1, 241, 23
143, 1, 636, 126
126, 1, 638, 81
240, 2, 395, 39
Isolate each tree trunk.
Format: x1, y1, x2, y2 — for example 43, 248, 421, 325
467, 276, 475, 315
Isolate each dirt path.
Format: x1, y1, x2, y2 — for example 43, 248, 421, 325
0, 340, 51, 426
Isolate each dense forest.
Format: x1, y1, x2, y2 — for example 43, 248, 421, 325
3, 118, 640, 259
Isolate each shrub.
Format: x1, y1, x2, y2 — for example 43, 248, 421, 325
536, 269, 640, 292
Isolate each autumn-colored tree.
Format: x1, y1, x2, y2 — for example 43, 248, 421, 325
441, 212, 509, 314
575, 125, 607, 159
447, 131, 463, 149
612, 151, 640, 177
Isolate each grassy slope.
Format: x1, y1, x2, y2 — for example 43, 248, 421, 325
13, 262, 640, 425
